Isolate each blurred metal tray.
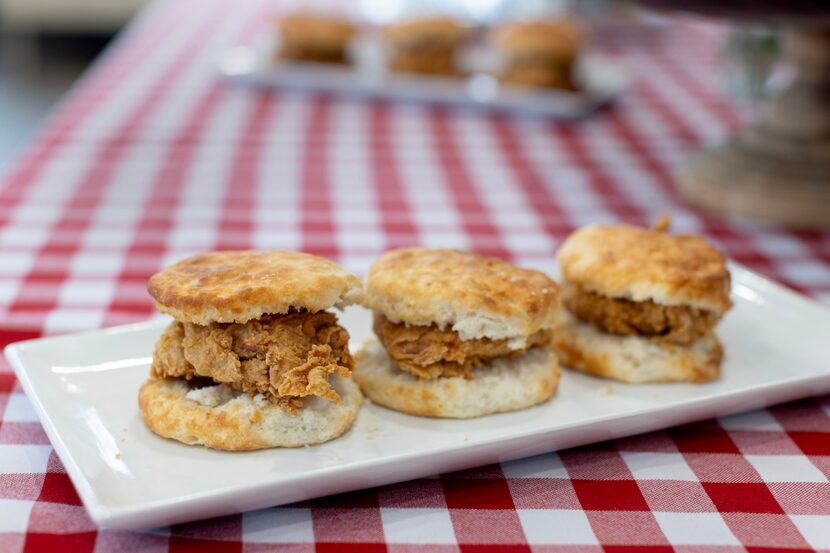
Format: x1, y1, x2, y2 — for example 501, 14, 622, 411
218, 34, 629, 118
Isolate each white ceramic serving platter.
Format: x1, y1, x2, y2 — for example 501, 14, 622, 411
6, 263, 830, 530
218, 34, 628, 118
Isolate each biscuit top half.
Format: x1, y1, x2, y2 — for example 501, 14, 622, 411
383, 17, 468, 48
492, 19, 584, 60
557, 224, 731, 314
148, 250, 363, 325
364, 248, 559, 342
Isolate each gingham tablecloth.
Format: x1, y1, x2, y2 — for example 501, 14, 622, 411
2, 0, 830, 550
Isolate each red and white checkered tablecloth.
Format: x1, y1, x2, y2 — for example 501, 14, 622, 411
1, 0, 830, 550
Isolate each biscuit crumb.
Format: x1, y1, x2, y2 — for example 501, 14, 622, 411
366, 422, 381, 440
464, 436, 470, 442
652, 213, 671, 233
598, 384, 614, 396
115, 453, 121, 460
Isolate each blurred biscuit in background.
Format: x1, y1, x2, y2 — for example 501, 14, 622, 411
383, 17, 468, 75
491, 19, 584, 90
276, 12, 357, 64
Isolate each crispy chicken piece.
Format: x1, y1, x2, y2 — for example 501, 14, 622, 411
561, 281, 719, 346
151, 311, 352, 414
373, 313, 552, 379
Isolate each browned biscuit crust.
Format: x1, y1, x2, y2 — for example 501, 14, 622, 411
561, 281, 719, 345
139, 376, 361, 450
364, 248, 559, 341
557, 224, 732, 314
147, 250, 362, 325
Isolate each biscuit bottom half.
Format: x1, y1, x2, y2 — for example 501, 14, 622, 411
353, 340, 561, 418
388, 47, 457, 75
553, 310, 722, 384
139, 375, 361, 450
500, 57, 577, 90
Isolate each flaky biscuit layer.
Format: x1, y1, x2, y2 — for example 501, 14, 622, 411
364, 248, 559, 342
138, 376, 361, 450
148, 250, 363, 325
353, 340, 560, 418
557, 224, 732, 314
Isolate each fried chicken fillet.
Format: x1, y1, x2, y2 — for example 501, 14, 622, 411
560, 281, 718, 346
152, 311, 352, 415
373, 313, 553, 379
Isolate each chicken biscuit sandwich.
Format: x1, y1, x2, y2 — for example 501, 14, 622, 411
354, 248, 561, 418
276, 12, 357, 64
554, 218, 732, 383
139, 251, 363, 450
491, 19, 584, 90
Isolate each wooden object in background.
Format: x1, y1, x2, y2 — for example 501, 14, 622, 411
677, 29, 830, 227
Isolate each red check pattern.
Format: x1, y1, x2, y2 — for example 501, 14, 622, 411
1, 0, 829, 550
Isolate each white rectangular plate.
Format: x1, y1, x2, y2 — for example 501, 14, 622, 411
218, 34, 628, 119
6, 263, 830, 530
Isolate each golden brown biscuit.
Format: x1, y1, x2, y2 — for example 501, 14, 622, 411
363, 248, 559, 342
557, 224, 732, 314
148, 250, 363, 325
554, 309, 722, 384
353, 340, 560, 418
139, 376, 361, 450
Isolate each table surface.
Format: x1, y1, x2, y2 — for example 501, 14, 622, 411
1, 0, 830, 551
